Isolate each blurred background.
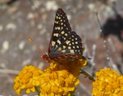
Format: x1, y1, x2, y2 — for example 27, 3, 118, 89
0, 0, 123, 95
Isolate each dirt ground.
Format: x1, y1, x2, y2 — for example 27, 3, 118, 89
0, 0, 123, 96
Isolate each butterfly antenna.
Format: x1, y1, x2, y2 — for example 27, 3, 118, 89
39, 48, 44, 58
39, 48, 50, 62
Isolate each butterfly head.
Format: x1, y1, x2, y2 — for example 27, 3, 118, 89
41, 53, 51, 62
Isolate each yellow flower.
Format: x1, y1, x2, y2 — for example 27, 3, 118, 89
14, 57, 87, 96
14, 65, 42, 94
39, 62, 80, 96
92, 68, 123, 96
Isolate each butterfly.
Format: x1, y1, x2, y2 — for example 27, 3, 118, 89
42, 8, 85, 64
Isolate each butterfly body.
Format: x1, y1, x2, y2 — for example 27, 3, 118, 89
42, 8, 85, 65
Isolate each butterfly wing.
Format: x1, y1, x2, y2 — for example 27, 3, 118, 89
48, 8, 71, 53
48, 8, 83, 60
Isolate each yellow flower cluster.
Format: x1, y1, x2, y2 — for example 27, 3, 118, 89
14, 65, 42, 94
14, 58, 87, 96
39, 63, 80, 96
92, 68, 123, 96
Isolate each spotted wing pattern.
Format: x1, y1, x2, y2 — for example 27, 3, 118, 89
48, 8, 83, 59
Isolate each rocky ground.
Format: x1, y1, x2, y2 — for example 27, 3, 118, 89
0, 0, 123, 96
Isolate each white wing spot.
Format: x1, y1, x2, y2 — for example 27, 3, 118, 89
55, 21, 58, 24
56, 45, 58, 47
75, 42, 78, 44
75, 38, 78, 40
53, 33, 59, 37
61, 31, 65, 34
75, 50, 78, 52
61, 27, 63, 30
72, 39, 74, 41
70, 50, 74, 53
55, 27, 57, 30
65, 33, 68, 36
63, 45, 66, 49
55, 27, 60, 30
56, 16, 59, 19
69, 43, 71, 45
73, 46, 75, 48
72, 42, 74, 44
76, 46, 79, 48
52, 41, 55, 46
62, 50, 66, 52
72, 35, 74, 37
57, 27, 60, 30
58, 47, 61, 51
57, 40, 61, 44
65, 40, 70, 44
68, 46, 71, 49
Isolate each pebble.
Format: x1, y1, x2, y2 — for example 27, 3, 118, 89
22, 59, 31, 66
37, 24, 43, 30
39, 28, 46, 35
0, 63, 6, 68
1, 40, 9, 53
31, 0, 41, 10
6, 23, 16, 30
39, 29, 46, 35
27, 12, 34, 20
88, 3, 96, 12
45, 1, 58, 11
18, 41, 25, 50
0, 25, 3, 31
